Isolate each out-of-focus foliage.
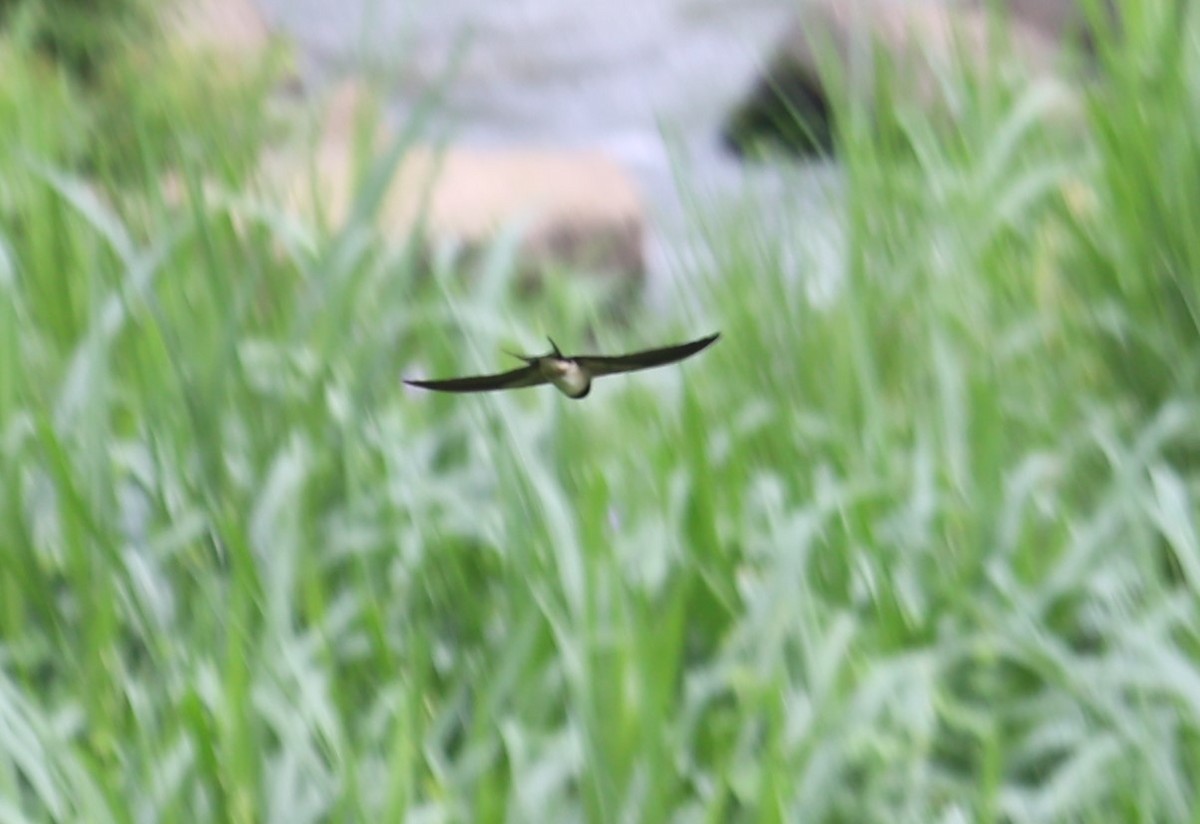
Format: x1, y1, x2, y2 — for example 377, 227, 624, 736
0, 0, 157, 81
0, 0, 1197, 821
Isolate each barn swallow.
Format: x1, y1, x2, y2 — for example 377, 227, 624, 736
404, 332, 719, 399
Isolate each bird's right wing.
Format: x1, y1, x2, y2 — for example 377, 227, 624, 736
404, 364, 547, 394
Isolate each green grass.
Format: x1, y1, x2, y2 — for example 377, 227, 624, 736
2, 1, 1200, 821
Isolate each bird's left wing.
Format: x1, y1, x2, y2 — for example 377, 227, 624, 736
573, 332, 719, 376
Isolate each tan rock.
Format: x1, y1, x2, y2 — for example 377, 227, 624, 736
392, 146, 644, 278
273, 82, 645, 281
994, 0, 1084, 41
976, 0, 1117, 46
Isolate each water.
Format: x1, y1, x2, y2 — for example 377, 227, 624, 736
255, 0, 840, 299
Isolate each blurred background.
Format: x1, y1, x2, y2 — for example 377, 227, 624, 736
2, 0, 1198, 821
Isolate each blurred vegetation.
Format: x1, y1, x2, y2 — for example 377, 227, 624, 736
1, 0, 1199, 821
0, 0, 285, 183
0, 0, 156, 80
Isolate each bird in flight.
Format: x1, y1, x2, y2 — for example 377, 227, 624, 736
404, 332, 719, 399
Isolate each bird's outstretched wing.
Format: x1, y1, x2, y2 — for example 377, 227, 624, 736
404, 364, 546, 394
573, 332, 719, 376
